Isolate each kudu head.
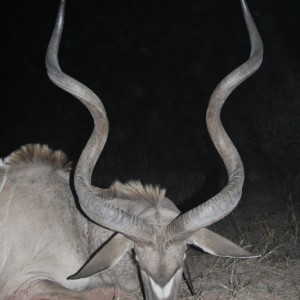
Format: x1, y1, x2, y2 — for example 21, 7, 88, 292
46, 0, 263, 299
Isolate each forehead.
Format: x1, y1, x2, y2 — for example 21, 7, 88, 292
139, 194, 181, 226
135, 239, 187, 281
110, 180, 180, 225
139, 205, 180, 225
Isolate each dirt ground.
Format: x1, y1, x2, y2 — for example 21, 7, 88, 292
180, 206, 300, 300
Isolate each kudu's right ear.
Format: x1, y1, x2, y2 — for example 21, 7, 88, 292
188, 228, 259, 258
68, 234, 134, 280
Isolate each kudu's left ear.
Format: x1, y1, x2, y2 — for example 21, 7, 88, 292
68, 233, 134, 280
187, 228, 258, 258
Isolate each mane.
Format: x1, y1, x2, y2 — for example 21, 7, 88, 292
110, 180, 166, 205
4, 144, 72, 172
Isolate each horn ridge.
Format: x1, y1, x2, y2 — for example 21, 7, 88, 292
46, 0, 153, 243
166, 0, 263, 244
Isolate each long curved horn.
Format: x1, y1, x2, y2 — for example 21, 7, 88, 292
46, 0, 153, 244
166, 0, 263, 244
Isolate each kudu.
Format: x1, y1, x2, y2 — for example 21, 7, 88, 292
0, 0, 263, 299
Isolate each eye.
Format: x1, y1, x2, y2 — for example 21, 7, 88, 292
183, 253, 186, 260
135, 255, 139, 262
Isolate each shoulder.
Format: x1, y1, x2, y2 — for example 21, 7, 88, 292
1, 144, 72, 173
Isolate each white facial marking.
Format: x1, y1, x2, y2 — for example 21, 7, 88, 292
149, 276, 175, 298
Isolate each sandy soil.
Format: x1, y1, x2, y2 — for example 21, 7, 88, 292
180, 206, 300, 300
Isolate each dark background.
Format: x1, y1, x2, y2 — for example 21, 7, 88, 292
1, 0, 299, 213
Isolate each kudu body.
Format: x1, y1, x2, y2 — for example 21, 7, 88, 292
0, 0, 263, 299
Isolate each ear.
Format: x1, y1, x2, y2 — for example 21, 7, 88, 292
68, 233, 134, 280
187, 228, 258, 258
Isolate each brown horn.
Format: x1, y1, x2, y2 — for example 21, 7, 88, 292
166, 0, 263, 244
46, 0, 153, 244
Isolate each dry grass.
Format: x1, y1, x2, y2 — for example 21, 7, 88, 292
180, 202, 300, 300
